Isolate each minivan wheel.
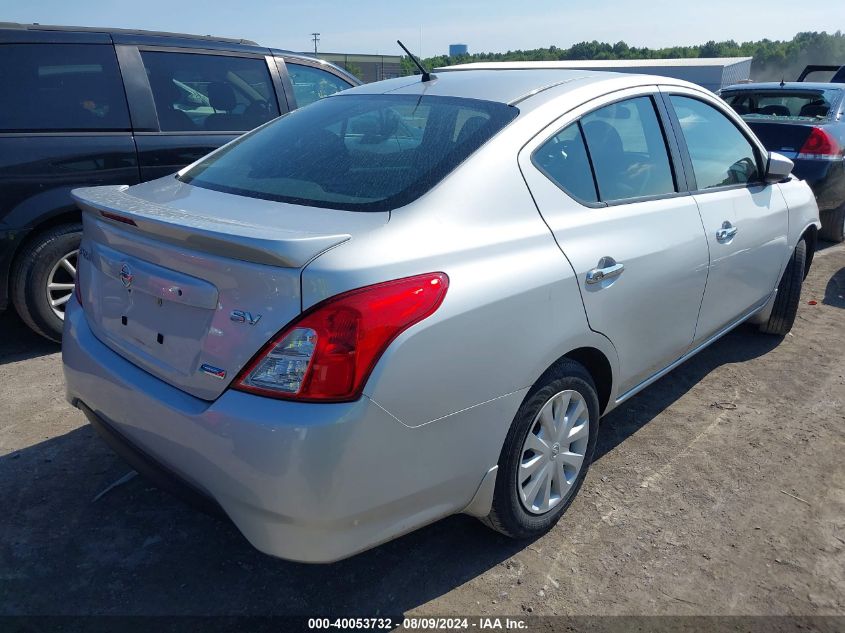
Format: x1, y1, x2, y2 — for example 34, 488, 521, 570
482, 360, 599, 539
819, 205, 845, 243
11, 223, 82, 343
759, 238, 806, 336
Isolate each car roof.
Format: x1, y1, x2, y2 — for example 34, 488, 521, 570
0, 21, 260, 44
0, 22, 355, 80
342, 68, 695, 107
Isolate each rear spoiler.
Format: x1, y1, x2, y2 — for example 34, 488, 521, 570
796, 65, 845, 83
72, 185, 350, 268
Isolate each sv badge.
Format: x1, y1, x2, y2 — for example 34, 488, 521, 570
230, 310, 262, 325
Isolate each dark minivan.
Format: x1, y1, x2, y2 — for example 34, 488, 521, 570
0, 23, 358, 341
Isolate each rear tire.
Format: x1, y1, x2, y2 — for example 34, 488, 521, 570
819, 205, 845, 243
482, 360, 599, 539
11, 223, 82, 343
759, 239, 806, 336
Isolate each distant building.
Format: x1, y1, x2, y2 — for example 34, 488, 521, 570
316, 52, 402, 83
436, 57, 753, 92
449, 44, 469, 57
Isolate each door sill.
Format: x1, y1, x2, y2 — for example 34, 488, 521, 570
614, 303, 765, 406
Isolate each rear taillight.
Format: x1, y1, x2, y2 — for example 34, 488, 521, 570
797, 127, 842, 160
234, 272, 449, 402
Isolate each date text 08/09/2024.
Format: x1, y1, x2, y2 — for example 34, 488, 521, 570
307, 617, 529, 630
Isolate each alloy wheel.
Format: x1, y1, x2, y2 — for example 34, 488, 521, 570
46, 249, 78, 320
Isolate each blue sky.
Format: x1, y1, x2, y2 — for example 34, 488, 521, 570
2, 0, 838, 57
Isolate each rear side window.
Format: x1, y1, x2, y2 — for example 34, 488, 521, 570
534, 123, 598, 203
670, 96, 761, 190
533, 96, 675, 204
0, 44, 130, 132
580, 97, 676, 202
140, 51, 280, 132
286, 62, 352, 107
180, 94, 518, 211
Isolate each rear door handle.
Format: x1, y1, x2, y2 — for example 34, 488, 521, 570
716, 221, 738, 242
586, 257, 625, 285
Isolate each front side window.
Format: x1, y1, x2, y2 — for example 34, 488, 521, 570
180, 94, 518, 211
0, 44, 130, 132
670, 96, 761, 189
286, 63, 352, 107
140, 51, 280, 132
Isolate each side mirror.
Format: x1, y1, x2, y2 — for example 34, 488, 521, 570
765, 151, 794, 183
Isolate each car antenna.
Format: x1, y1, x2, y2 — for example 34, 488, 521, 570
397, 40, 436, 82
779, 77, 785, 87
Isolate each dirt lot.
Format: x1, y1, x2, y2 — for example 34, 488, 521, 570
1, 242, 843, 622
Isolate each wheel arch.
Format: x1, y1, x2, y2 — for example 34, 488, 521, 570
8, 209, 82, 293
540, 346, 614, 415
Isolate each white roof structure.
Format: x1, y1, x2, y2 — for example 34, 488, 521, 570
437, 58, 753, 92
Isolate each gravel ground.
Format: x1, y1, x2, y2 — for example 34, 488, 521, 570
0, 241, 843, 621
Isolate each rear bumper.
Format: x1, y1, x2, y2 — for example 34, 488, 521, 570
80, 401, 224, 518
62, 298, 520, 562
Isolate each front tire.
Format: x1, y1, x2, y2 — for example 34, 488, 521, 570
819, 205, 845, 243
759, 239, 806, 336
482, 360, 599, 539
11, 223, 82, 343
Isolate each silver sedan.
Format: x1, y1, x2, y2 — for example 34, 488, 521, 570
63, 68, 820, 562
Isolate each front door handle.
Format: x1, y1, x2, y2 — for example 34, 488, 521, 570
716, 221, 738, 242
586, 256, 625, 285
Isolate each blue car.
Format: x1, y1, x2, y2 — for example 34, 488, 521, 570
721, 66, 845, 243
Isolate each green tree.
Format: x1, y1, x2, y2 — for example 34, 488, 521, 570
344, 63, 364, 81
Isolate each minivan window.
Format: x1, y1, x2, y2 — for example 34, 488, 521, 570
286, 62, 352, 107
670, 96, 761, 190
140, 51, 280, 132
534, 123, 598, 203
180, 94, 518, 211
0, 44, 130, 132
580, 96, 676, 202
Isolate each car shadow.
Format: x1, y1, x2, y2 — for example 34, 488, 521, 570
823, 267, 845, 308
593, 324, 782, 462
816, 237, 840, 252
1, 422, 529, 617
0, 325, 782, 617
0, 309, 59, 365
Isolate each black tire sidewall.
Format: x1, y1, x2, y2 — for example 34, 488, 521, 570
760, 238, 806, 336
493, 364, 600, 538
12, 225, 82, 342
820, 206, 845, 243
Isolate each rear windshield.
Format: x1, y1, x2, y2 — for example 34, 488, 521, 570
721, 88, 842, 121
180, 93, 519, 211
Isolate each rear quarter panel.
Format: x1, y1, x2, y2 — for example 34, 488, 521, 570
301, 122, 620, 430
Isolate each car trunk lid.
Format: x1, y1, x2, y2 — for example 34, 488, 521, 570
743, 120, 817, 158
72, 178, 387, 401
